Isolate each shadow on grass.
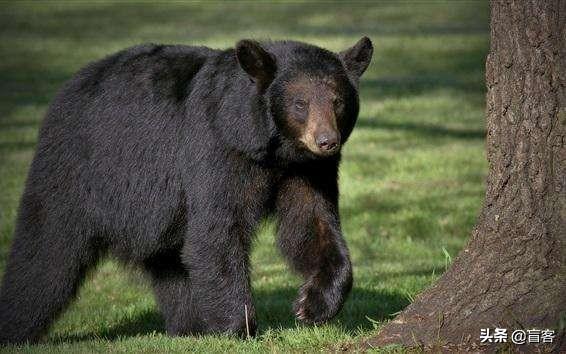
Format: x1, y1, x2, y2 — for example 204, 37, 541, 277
0, 119, 41, 130
49, 286, 410, 343
0, 141, 37, 152
356, 120, 485, 140
360, 76, 485, 101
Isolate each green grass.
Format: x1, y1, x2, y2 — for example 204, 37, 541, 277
0, 1, 489, 352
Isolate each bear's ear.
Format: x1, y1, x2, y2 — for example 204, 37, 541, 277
339, 36, 373, 79
235, 40, 277, 91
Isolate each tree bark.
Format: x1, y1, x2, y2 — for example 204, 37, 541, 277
364, 0, 566, 351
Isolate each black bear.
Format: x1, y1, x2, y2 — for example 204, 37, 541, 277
0, 37, 373, 343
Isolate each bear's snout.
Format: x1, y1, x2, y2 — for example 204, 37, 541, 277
315, 131, 340, 154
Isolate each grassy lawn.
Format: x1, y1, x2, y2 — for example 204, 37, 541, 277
0, 1, 489, 352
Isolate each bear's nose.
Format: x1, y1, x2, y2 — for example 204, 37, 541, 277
316, 133, 339, 152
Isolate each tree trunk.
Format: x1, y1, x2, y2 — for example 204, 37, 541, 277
364, 0, 566, 351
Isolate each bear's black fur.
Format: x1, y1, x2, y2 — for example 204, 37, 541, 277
0, 37, 373, 343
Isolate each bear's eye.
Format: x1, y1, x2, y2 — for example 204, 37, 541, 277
294, 99, 307, 111
333, 97, 344, 109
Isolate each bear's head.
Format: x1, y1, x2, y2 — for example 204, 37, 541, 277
235, 37, 373, 160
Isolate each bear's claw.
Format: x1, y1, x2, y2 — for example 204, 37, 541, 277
293, 279, 336, 325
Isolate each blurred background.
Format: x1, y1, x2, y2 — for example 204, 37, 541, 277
0, 1, 489, 352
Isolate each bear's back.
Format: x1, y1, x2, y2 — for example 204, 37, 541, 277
65, 44, 218, 105
27, 44, 223, 252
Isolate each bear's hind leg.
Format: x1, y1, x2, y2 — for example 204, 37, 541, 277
0, 200, 101, 344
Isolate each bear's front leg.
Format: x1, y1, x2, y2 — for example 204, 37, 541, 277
275, 169, 353, 324
180, 205, 257, 337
